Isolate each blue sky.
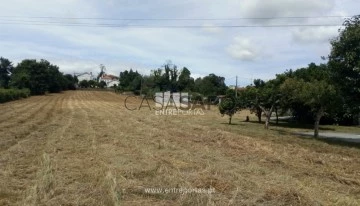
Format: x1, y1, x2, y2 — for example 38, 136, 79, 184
0, 0, 359, 86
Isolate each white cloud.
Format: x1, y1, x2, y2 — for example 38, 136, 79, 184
226, 36, 258, 61
239, 0, 336, 21
0, 0, 359, 85
292, 27, 339, 43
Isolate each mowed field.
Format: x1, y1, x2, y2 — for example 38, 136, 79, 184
0, 91, 360, 205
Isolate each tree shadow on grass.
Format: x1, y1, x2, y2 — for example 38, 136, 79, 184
317, 138, 360, 149
267, 121, 335, 131
295, 132, 360, 149
271, 128, 360, 149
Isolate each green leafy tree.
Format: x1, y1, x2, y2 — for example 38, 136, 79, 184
239, 79, 265, 123
88, 80, 97, 88
280, 63, 332, 124
240, 79, 281, 129
119, 69, 142, 92
98, 80, 107, 89
328, 15, 360, 124
46, 62, 65, 93
258, 80, 282, 129
63, 74, 77, 90
11, 59, 68, 94
155, 61, 179, 92
177, 67, 194, 91
219, 89, 240, 124
141, 75, 158, 96
79, 80, 89, 88
281, 79, 339, 138
11, 59, 49, 95
240, 86, 262, 122
195, 74, 227, 96
150, 68, 163, 91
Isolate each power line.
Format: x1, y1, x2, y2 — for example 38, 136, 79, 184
0, 14, 348, 28
0, 15, 352, 21
0, 21, 343, 28
0, 15, 347, 28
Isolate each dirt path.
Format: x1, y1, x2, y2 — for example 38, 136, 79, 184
0, 91, 359, 205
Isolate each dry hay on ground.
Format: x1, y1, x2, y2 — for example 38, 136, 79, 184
0, 91, 359, 205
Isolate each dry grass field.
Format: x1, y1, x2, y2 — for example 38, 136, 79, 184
0, 91, 360, 205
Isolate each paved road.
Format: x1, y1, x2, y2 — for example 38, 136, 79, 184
298, 132, 360, 143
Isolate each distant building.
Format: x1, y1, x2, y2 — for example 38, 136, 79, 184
99, 74, 120, 87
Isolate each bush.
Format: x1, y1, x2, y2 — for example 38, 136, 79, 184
0, 88, 30, 103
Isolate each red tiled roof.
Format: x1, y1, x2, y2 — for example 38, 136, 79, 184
101, 74, 118, 80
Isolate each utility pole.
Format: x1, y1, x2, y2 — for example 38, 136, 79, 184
235, 76, 238, 98
140, 76, 143, 97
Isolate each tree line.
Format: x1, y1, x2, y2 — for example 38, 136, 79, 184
78, 79, 107, 89
117, 61, 227, 98
220, 15, 360, 137
0, 58, 77, 95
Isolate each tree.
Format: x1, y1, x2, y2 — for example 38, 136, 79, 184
88, 80, 97, 88
46, 62, 65, 93
0, 57, 13, 88
11, 59, 70, 94
280, 63, 332, 124
258, 80, 281, 129
79, 80, 89, 88
98, 81, 107, 89
241, 79, 281, 129
280, 78, 339, 138
239, 79, 265, 123
63, 74, 77, 90
328, 15, 360, 125
11, 59, 49, 95
177, 67, 194, 91
219, 90, 240, 124
141, 75, 158, 96
119, 69, 142, 92
240, 86, 262, 122
150, 68, 163, 91
195, 74, 227, 96
165, 62, 179, 92
154, 61, 179, 92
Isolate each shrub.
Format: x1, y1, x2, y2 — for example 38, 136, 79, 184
0, 88, 30, 103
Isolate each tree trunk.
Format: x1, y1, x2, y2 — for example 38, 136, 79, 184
314, 118, 320, 138
275, 107, 279, 125
256, 108, 262, 123
229, 115, 232, 125
265, 117, 270, 129
314, 108, 324, 138
260, 105, 275, 130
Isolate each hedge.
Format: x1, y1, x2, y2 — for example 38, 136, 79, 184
0, 88, 31, 103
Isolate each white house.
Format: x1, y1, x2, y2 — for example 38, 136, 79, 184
99, 74, 120, 87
